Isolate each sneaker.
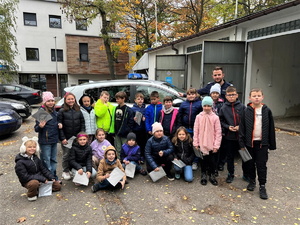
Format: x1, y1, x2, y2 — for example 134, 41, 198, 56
91, 183, 99, 193
259, 185, 268, 199
226, 174, 234, 183
140, 169, 147, 176
200, 173, 207, 185
175, 173, 181, 180
209, 175, 218, 186
166, 174, 175, 181
62, 171, 71, 180
214, 170, 219, 177
192, 163, 198, 171
247, 180, 256, 191
28, 196, 37, 201
218, 164, 224, 171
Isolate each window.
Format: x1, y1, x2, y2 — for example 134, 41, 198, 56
26, 48, 39, 61
1, 85, 21, 93
49, 15, 61, 28
79, 43, 88, 61
85, 85, 131, 103
76, 19, 87, 30
24, 12, 37, 26
136, 85, 177, 104
51, 49, 63, 61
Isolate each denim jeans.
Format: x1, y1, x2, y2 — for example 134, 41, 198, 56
122, 161, 142, 172
40, 143, 58, 180
71, 167, 97, 179
173, 164, 193, 182
94, 178, 123, 190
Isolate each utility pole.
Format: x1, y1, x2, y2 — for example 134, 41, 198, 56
54, 36, 59, 97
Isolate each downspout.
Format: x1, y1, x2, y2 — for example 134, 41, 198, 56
172, 44, 179, 54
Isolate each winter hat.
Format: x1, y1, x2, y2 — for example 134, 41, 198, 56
79, 94, 94, 106
152, 122, 163, 134
42, 91, 55, 104
104, 146, 117, 157
202, 96, 213, 107
127, 132, 136, 141
20, 136, 40, 154
210, 83, 221, 94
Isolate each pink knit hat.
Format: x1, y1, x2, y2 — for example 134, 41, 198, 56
152, 122, 163, 134
42, 91, 55, 103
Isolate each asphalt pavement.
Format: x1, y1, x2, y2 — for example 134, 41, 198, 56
0, 110, 299, 225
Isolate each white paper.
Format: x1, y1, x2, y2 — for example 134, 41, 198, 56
107, 167, 125, 186
32, 108, 53, 123
72, 171, 89, 186
135, 111, 143, 126
63, 136, 76, 148
125, 163, 136, 178
172, 159, 186, 168
149, 166, 166, 182
38, 181, 53, 197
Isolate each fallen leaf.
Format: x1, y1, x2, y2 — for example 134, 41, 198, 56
84, 221, 89, 224
154, 209, 158, 211
192, 208, 197, 211
72, 214, 77, 216
30, 215, 35, 218
17, 217, 26, 223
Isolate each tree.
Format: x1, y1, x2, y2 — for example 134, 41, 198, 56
0, 0, 19, 82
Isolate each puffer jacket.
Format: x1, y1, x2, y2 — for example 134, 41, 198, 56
58, 108, 85, 140
69, 141, 93, 173
178, 98, 202, 130
239, 103, 276, 150
15, 153, 55, 187
80, 106, 97, 135
173, 139, 195, 165
94, 99, 115, 133
34, 107, 59, 144
145, 103, 163, 132
145, 135, 174, 170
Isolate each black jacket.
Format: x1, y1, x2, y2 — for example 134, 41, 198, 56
69, 141, 93, 173
58, 108, 85, 140
173, 139, 195, 165
239, 103, 276, 150
114, 105, 134, 138
15, 153, 55, 187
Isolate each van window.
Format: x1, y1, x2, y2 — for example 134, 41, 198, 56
85, 85, 131, 103
136, 85, 177, 104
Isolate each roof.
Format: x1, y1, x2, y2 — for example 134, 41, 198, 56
147, 0, 300, 52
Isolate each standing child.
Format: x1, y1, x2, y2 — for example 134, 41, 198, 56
69, 132, 97, 185
219, 86, 246, 183
79, 94, 97, 144
15, 137, 61, 201
145, 122, 174, 180
178, 88, 202, 170
34, 91, 62, 180
111, 91, 134, 157
145, 91, 162, 136
91, 146, 126, 192
172, 127, 195, 182
131, 93, 147, 162
239, 88, 276, 199
58, 92, 85, 180
120, 132, 147, 176
193, 96, 222, 185
158, 96, 179, 139
91, 128, 112, 170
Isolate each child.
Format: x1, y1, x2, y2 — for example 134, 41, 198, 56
172, 126, 195, 182
34, 91, 62, 180
145, 91, 162, 136
158, 96, 179, 139
193, 96, 222, 185
15, 137, 61, 201
79, 94, 97, 144
132, 92, 147, 162
178, 88, 202, 170
91, 128, 112, 170
91, 146, 126, 192
58, 92, 85, 180
239, 88, 276, 199
94, 91, 115, 145
120, 132, 147, 176
111, 91, 134, 157
219, 86, 246, 183
145, 122, 174, 180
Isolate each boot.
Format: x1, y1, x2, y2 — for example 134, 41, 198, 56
209, 174, 218, 186
247, 179, 256, 191
259, 185, 268, 199
226, 173, 234, 183
200, 173, 207, 185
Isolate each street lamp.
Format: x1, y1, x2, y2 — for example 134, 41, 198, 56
54, 36, 59, 97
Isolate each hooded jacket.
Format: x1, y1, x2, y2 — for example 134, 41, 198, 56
94, 99, 115, 133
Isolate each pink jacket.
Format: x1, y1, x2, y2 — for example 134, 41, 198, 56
193, 111, 222, 155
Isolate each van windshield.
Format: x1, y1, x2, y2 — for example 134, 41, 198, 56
161, 82, 186, 93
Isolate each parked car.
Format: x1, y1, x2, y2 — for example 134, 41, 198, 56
0, 98, 32, 119
55, 80, 186, 110
0, 84, 42, 105
0, 108, 22, 136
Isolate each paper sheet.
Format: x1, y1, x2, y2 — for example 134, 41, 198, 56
72, 171, 89, 186
32, 108, 52, 123
63, 136, 76, 148
135, 111, 143, 126
193, 146, 203, 159
107, 167, 125, 186
125, 163, 136, 178
149, 166, 166, 182
239, 149, 252, 162
172, 159, 186, 168
38, 181, 53, 197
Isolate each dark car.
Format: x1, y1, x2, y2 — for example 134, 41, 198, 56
0, 108, 22, 136
0, 84, 42, 105
0, 98, 32, 119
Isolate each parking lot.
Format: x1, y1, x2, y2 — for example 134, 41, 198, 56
0, 108, 300, 225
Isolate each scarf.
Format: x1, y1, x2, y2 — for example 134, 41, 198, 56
163, 105, 174, 114
82, 105, 92, 113
105, 158, 116, 165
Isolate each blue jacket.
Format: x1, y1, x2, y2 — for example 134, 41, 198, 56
145, 103, 163, 132
120, 144, 141, 163
145, 136, 173, 170
178, 98, 202, 130
198, 80, 232, 101
34, 107, 59, 144
131, 103, 146, 132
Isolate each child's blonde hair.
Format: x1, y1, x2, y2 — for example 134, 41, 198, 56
20, 136, 40, 154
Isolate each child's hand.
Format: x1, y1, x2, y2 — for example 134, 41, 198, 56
213, 148, 218, 153
134, 117, 137, 122
120, 180, 126, 189
78, 169, 83, 175
86, 172, 91, 178
229, 126, 236, 132
44, 179, 48, 184
234, 125, 239, 131
194, 146, 199, 150
125, 160, 130, 165
142, 116, 145, 121
58, 123, 63, 129
159, 151, 164, 157
105, 173, 110, 179
39, 120, 46, 128
154, 167, 160, 172
62, 139, 68, 145
148, 131, 152, 135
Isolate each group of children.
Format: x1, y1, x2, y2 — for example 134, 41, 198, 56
14, 84, 276, 201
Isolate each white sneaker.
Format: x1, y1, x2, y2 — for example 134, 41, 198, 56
62, 171, 71, 180
192, 162, 198, 171
28, 196, 37, 201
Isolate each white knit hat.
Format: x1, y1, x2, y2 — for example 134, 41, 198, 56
152, 122, 163, 134
20, 136, 40, 154
210, 83, 221, 94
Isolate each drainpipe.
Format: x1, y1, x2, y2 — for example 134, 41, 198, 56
172, 44, 179, 54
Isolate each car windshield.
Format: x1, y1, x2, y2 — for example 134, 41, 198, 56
161, 82, 186, 93
16, 84, 36, 91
